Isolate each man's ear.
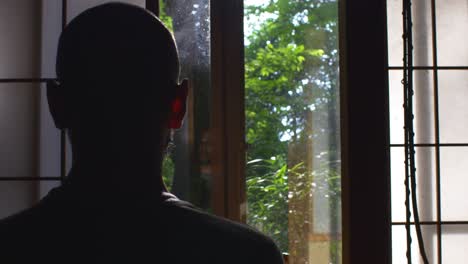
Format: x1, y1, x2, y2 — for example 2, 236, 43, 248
168, 79, 189, 129
46, 80, 68, 130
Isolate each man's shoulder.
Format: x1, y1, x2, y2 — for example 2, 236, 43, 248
0, 202, 51, 259
163, 201, 284, 263
0, 203, 42, 233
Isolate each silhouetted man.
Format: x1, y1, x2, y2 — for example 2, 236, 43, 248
0, 3, 283, 263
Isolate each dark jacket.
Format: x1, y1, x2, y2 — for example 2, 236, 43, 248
0, 186, 283, 264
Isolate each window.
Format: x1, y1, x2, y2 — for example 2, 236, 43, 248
0, 0, 149, 217
244, 0, 341, 263
159, 0, 212, 211
0, 1, 394, 263
388, 0, 468, 262
0, 0, 46, 218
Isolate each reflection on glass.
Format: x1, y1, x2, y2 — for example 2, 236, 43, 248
160, 0, 212, 211
244, 1, 341, 263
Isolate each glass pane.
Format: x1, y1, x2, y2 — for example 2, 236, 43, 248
387, 0, 433, 67
38, 83, 61, 180
0, 83, 39, 178
39, 181, 61, 200
0, 0, 41, 78
392, 225, 437, 264
0, 181, 37, 219
441, 147, 468, 220
388, 71, 404, 144
41, 1, 62, 79
244, 1, 341, 262
439, 71, 468, 143
436, 0, 468, 66
391, 147, 436, 222
442, 225, 468, 263
389, 70, 434, 145
387, 0, 403, 67
160, 0, 212, 210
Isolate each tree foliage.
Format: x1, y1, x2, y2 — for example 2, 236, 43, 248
160, 0, 341, 256
245, 0, 340, 254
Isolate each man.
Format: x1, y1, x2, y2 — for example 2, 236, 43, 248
0, 3, 283, 263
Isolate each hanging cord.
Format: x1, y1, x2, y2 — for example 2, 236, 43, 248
402, 0, 413, 260
402, 0, 429, 263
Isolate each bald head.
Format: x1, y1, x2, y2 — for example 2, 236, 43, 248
52, 3, 182, 130
57, 3, 179, 84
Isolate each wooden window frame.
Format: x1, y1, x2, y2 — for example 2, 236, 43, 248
0, 0, 392, 262
340, 0, 391, 263
159, 0, 393, 262
35, 0, 392, 262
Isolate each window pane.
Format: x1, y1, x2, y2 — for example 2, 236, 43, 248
391, 147, 436, 222
436, 0, 468, 66
442, 225, 468, 263
41, 1, 62, 79
389, 70, 435, 145
42, 1, 147, 79
386, 0, 403, 67
160, 0, 212, 210
38, 83, 61, 177
0, 0, 41, 78
39, 181, 61, 200
387, 0, 433, 67
441, 147, 468, 221
392, 225, 437, 264
0, 181, 37, 219
388, 0, 468, 262
244, 1, 341, 262
439, 71, 468, 143
0, 84, 38, 178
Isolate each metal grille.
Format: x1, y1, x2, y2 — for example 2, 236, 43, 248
389, 0, 468, 263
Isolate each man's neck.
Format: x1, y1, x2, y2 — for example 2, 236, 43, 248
63, 157, 167, 207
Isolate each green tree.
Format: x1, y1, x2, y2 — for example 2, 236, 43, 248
160, 0, 341, 258
244, 0, 340, 256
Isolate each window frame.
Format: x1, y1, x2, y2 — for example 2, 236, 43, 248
208, 0, 392, 263
209, 0, 246, 222
0, 0, 392, 262
339, 0, 391, 263
66, 0, 396, 262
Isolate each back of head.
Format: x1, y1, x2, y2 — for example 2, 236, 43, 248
56, 3, 179, 128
